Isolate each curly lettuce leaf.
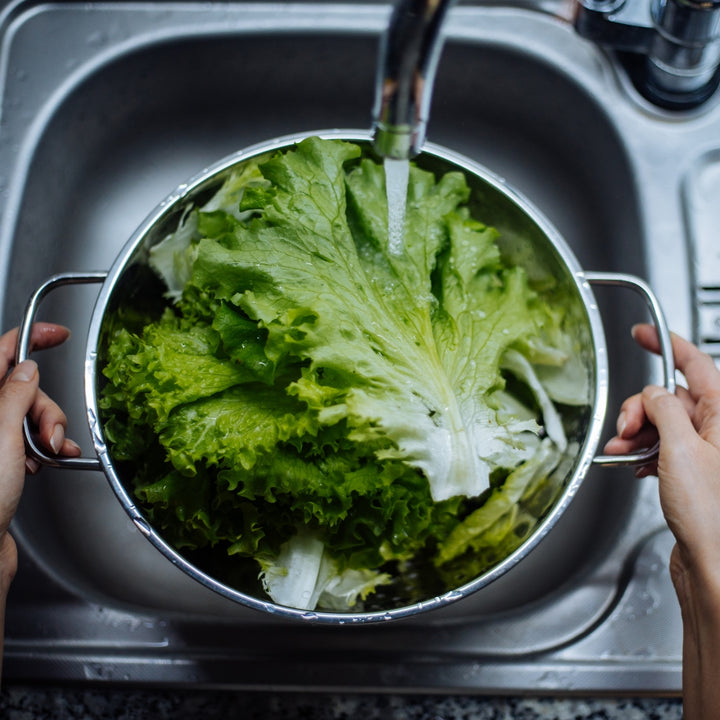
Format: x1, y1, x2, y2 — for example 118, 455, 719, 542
100, 137, 590, 612
184, 140, 551, 503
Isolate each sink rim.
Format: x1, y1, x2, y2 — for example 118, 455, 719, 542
0, 0, 692, 693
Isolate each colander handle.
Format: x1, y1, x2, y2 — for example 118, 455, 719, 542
16, 272, 107, 471
580, 271, 676, 467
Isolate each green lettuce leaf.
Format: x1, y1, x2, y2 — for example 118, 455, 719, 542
259, 528, 392, 611
99, 137, 590, 612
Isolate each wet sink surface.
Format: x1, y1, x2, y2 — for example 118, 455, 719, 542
0, 1, 701, 693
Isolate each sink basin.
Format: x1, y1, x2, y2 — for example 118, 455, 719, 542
0, 0, 704, 693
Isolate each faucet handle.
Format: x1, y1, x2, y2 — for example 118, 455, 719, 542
653, 0, 720, 44
575, 0, 720, 108
647, 0, 720, 101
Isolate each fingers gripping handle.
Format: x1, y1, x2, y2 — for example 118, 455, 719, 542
17, 272, 107, 471
580, 272, 676, 467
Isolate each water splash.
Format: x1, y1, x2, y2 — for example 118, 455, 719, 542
384, 157, 409, 256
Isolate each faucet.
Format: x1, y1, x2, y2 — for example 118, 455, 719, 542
371, 0, 456, 160
371, 0, 720, 161
575, 0, 720, 109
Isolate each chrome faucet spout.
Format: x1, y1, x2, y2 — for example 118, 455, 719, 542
372, 0, 457, 159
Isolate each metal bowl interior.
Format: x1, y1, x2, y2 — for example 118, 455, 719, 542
86, 130, 605, 623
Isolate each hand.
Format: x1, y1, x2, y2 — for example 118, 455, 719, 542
0, 323, 81, 583
604, 323, 720, 594
604, 323, 720, 720
0, 322, 81, 682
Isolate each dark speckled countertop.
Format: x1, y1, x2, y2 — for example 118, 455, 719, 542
0, 689, 684, 719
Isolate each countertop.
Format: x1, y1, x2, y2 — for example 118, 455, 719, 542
0, 688, 684, 719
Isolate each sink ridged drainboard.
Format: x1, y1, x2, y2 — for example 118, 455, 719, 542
684, 151, 720, 365
697, 288, 720, 363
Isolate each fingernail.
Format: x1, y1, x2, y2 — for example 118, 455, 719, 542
50, 424, 65, 454
630, 324, 640, 339
617, 411, 626, 438
13, 359, 37, 382
644, 384, 668, 400
25, 457, 40, 474
65, 439, 82, 455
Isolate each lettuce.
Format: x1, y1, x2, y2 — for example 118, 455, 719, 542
99, 137, 590, 612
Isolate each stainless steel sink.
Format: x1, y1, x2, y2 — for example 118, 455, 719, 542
1, 0, 712, 693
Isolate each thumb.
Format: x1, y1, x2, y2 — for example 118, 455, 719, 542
0, 360, 38, 458
0, 360, 39, 426
641, 385, 697, 447
0, 360, 39, 536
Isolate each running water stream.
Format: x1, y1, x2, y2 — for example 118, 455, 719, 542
384, 158, 410, 255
